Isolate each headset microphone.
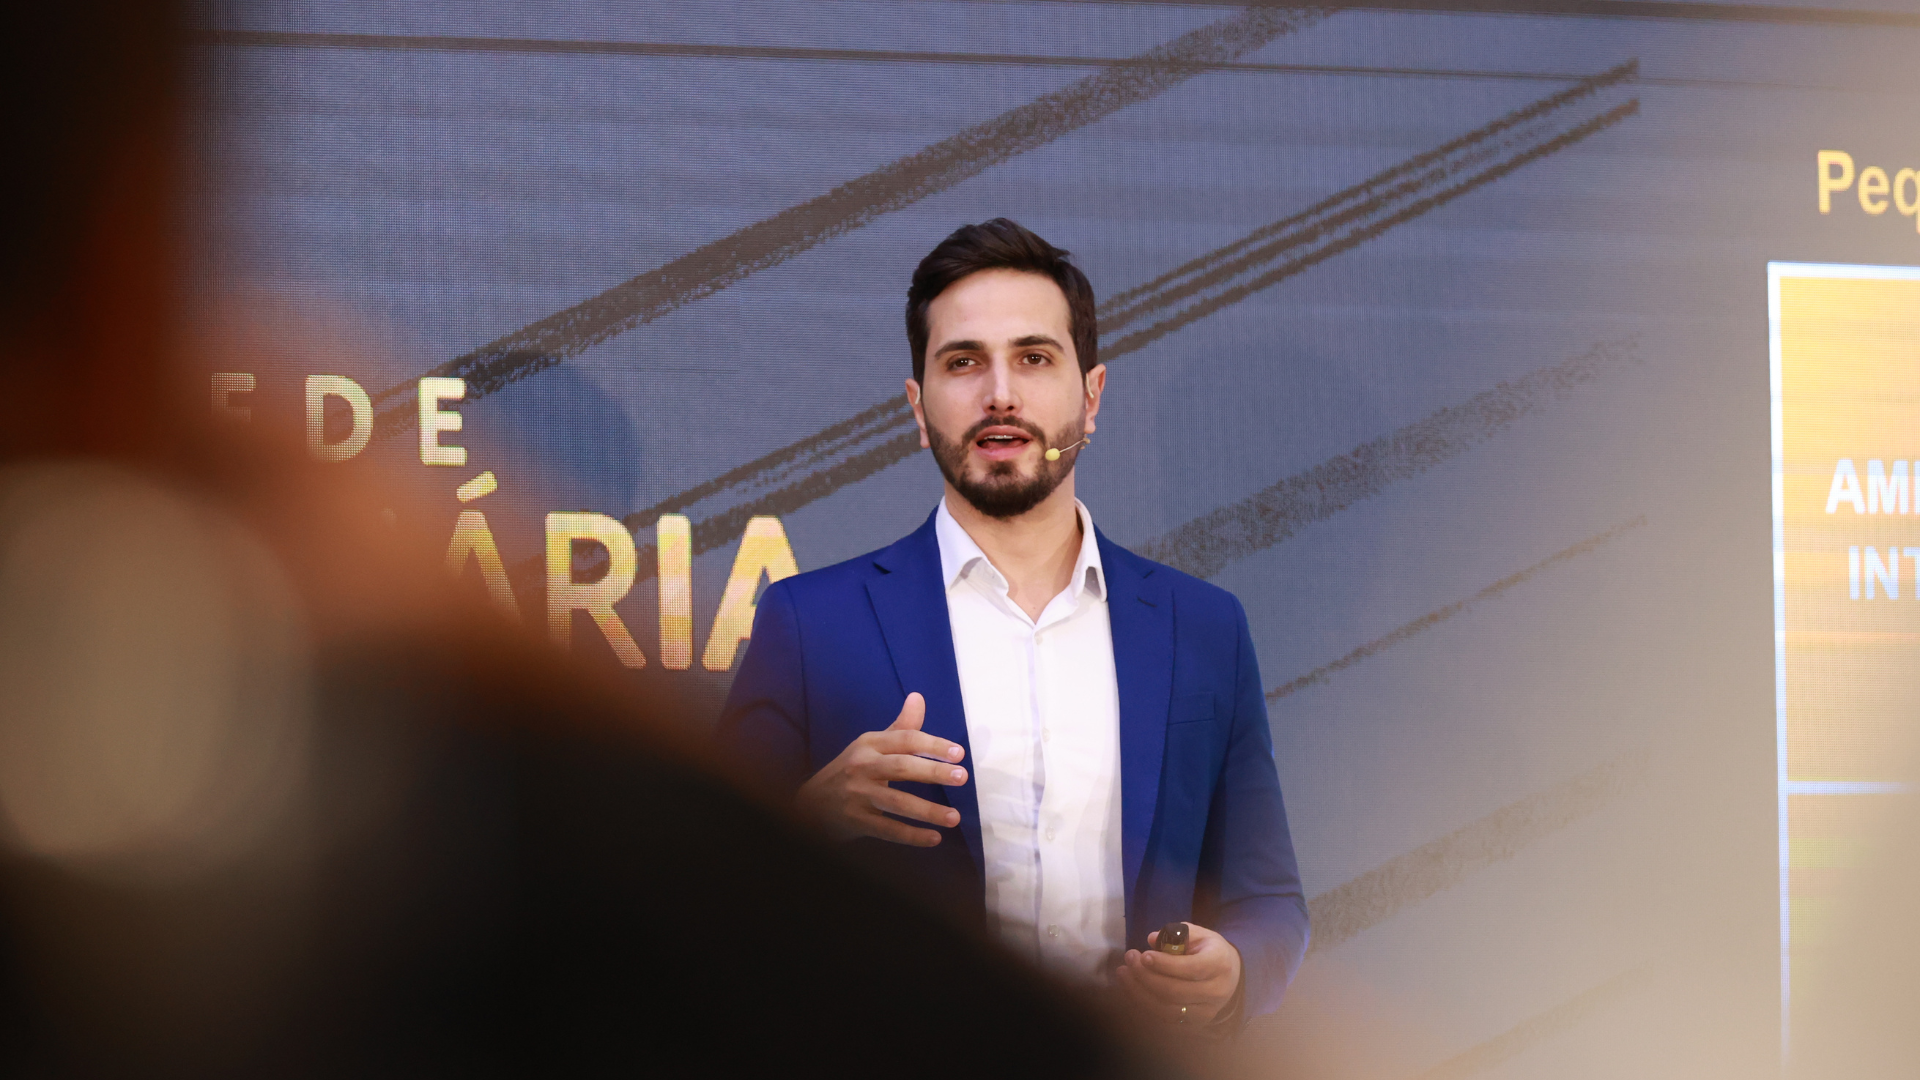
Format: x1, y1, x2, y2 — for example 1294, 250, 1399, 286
1043, 435, 1091, 462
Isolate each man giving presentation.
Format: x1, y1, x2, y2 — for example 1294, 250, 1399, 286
718, 219, 1309, 1029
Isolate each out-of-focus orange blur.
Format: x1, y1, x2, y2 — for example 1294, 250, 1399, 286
0, 7, 1151, 1076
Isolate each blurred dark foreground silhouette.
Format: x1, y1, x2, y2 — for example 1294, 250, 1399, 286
0, 6, 1153, 1076
0, 458, 1140, 1077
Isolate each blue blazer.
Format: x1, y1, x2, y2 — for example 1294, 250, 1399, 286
716, 510, 1310, 1017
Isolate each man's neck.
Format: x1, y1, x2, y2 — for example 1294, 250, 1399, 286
944, 479, 1083, 622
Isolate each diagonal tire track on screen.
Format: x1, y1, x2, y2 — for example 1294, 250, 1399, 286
509, 61, 1638, 597
369, 5, 1331, 434
1137, 340, 1636, 579
1266, 514, 1647, 701
1305, 749, 1649, 955
1099, 59, 1637, 357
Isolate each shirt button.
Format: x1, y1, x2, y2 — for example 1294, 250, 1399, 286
1045, 828, 1055, 841
1042, 729, 1051, 742
1047, 925, 1059, 938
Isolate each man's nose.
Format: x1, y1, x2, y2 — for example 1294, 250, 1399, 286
984, 359, 1019, 412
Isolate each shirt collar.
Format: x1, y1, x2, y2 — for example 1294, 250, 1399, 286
934, 497, 1106, 602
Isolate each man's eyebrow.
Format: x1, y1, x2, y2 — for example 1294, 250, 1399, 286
932, 339, 986, 358
1010, 335, 1064, 350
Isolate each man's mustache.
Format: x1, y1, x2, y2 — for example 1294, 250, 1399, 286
958, 417, 1047, 444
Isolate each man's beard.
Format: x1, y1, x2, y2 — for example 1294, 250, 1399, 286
927, 415, 1082, 521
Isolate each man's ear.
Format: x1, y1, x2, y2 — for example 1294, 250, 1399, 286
1082, 364, 1107, 434
905, 377, 930, 449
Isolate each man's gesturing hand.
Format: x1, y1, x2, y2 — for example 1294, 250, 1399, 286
1115, 923, 1242, 1029
795, 693, 968, 847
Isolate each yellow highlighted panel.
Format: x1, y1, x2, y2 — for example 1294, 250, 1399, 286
1771, 263, 1920, 1036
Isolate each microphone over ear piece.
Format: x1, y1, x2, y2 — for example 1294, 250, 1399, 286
1044, 435, 1090, 462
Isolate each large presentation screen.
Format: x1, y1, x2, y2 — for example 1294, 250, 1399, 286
1769, 261, 1920, 1038
199, 2, 1920, 1072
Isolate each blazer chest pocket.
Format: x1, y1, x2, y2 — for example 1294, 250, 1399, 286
1163, 692, 1225, 826
1168, 692, 1215, 726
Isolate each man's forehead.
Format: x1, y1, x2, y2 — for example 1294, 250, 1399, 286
928, 269, 1070, 337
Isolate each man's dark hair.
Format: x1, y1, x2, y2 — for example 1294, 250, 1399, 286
905, 219, 1098, 384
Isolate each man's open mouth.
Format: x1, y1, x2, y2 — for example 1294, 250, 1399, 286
973, 427, 1035, 459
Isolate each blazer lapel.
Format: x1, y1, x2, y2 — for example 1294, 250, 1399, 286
866, 513, 984, 882
1099, 531, 1174, 921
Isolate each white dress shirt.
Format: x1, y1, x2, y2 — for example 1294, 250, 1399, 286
935, 498, 1124, 984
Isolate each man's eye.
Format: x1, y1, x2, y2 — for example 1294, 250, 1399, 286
949, 356, 976, 369
1022, 353, 1049, 364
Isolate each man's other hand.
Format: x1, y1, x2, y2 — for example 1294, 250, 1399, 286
795, 693, 967, 846
1114, 923, 1242, 1028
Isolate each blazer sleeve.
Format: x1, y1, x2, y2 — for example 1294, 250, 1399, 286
714, 579, 813, 798
1197, 595, 1311, 1020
